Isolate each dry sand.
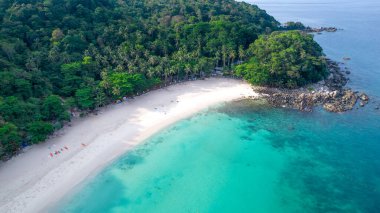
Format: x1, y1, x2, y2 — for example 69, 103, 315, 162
0, 78, 259, 213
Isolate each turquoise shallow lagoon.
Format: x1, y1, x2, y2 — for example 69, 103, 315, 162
57, 100, 380, 213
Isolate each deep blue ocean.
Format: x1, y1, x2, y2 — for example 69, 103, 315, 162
56, 1, 380, 212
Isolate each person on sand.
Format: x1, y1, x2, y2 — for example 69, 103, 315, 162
64, 146, 68, 150
81, 143, 87, 147
50, 153, 53, 158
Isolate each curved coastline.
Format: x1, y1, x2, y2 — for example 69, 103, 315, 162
0, 78, 259, 213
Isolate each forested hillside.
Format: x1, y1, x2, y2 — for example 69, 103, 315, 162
0, 0, 279, 159
235, 31, 328, 88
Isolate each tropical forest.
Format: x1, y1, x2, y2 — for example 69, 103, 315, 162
0, 0, 328, 159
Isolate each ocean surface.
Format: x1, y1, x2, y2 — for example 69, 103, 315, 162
56, 1, 380, 212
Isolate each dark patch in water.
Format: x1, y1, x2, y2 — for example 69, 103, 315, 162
246, 125, 258, 131
145, 191, 153, 198
287, 125, 295, 131
59, 172, 131, 212
135, 148, 150, 156
216, 99, 272, 117
278, 138, 380, 213
240, 135, 253, 141
266, 127, 276, 133
153, 137, 164, 145
247, 118, 256, 123
119, 153, 144, 170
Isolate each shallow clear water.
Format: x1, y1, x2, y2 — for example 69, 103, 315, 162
57, 100, 380, 212
57, 1, 380, 212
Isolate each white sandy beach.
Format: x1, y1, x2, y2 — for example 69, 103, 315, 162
0, 78, 258, 213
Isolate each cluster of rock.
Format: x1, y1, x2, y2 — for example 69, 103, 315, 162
257, 59, 370, 113
322, 91, 369, 112
305, 27, 338, 33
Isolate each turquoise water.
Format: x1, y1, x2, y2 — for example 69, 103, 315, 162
57, 1, 380, 212
57, 101, 380, 212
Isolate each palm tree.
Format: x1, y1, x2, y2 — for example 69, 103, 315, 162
196, 37, 202, 57
148, 56, 157, 66
184, 63, 192, 79
215, 50, 221, 67
193, 63, 201, 77
222, 45, 227, 67
147, 67, 156, 78
229, 49, 236, 67
238, 45, 245, 63
168, 65, 177, 82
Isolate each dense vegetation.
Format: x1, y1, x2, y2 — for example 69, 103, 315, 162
0, 0, 279, 159
235, 31, 328, 88
283, 21, 306, 30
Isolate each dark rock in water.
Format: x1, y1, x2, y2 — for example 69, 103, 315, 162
324, 60, 348, 89
359, 93, 369, 102
343, 57, 351, 61
345, 70, 351, 74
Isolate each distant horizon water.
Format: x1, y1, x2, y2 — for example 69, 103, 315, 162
56, 1, 380, 212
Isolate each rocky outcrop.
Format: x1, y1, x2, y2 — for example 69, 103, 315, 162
305, 27, 338, 33
322, 90, 358, 112
359, 93, 369, 102
261, 88, 362, 113
256, 59, 370, 113
324, 59, 349, 89
343, 57, 351, 61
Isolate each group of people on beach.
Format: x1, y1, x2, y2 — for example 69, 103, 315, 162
48, 143, 87, 158
49, 145, 69, 158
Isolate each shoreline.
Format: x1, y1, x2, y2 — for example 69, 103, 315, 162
0, 78, 259, 213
